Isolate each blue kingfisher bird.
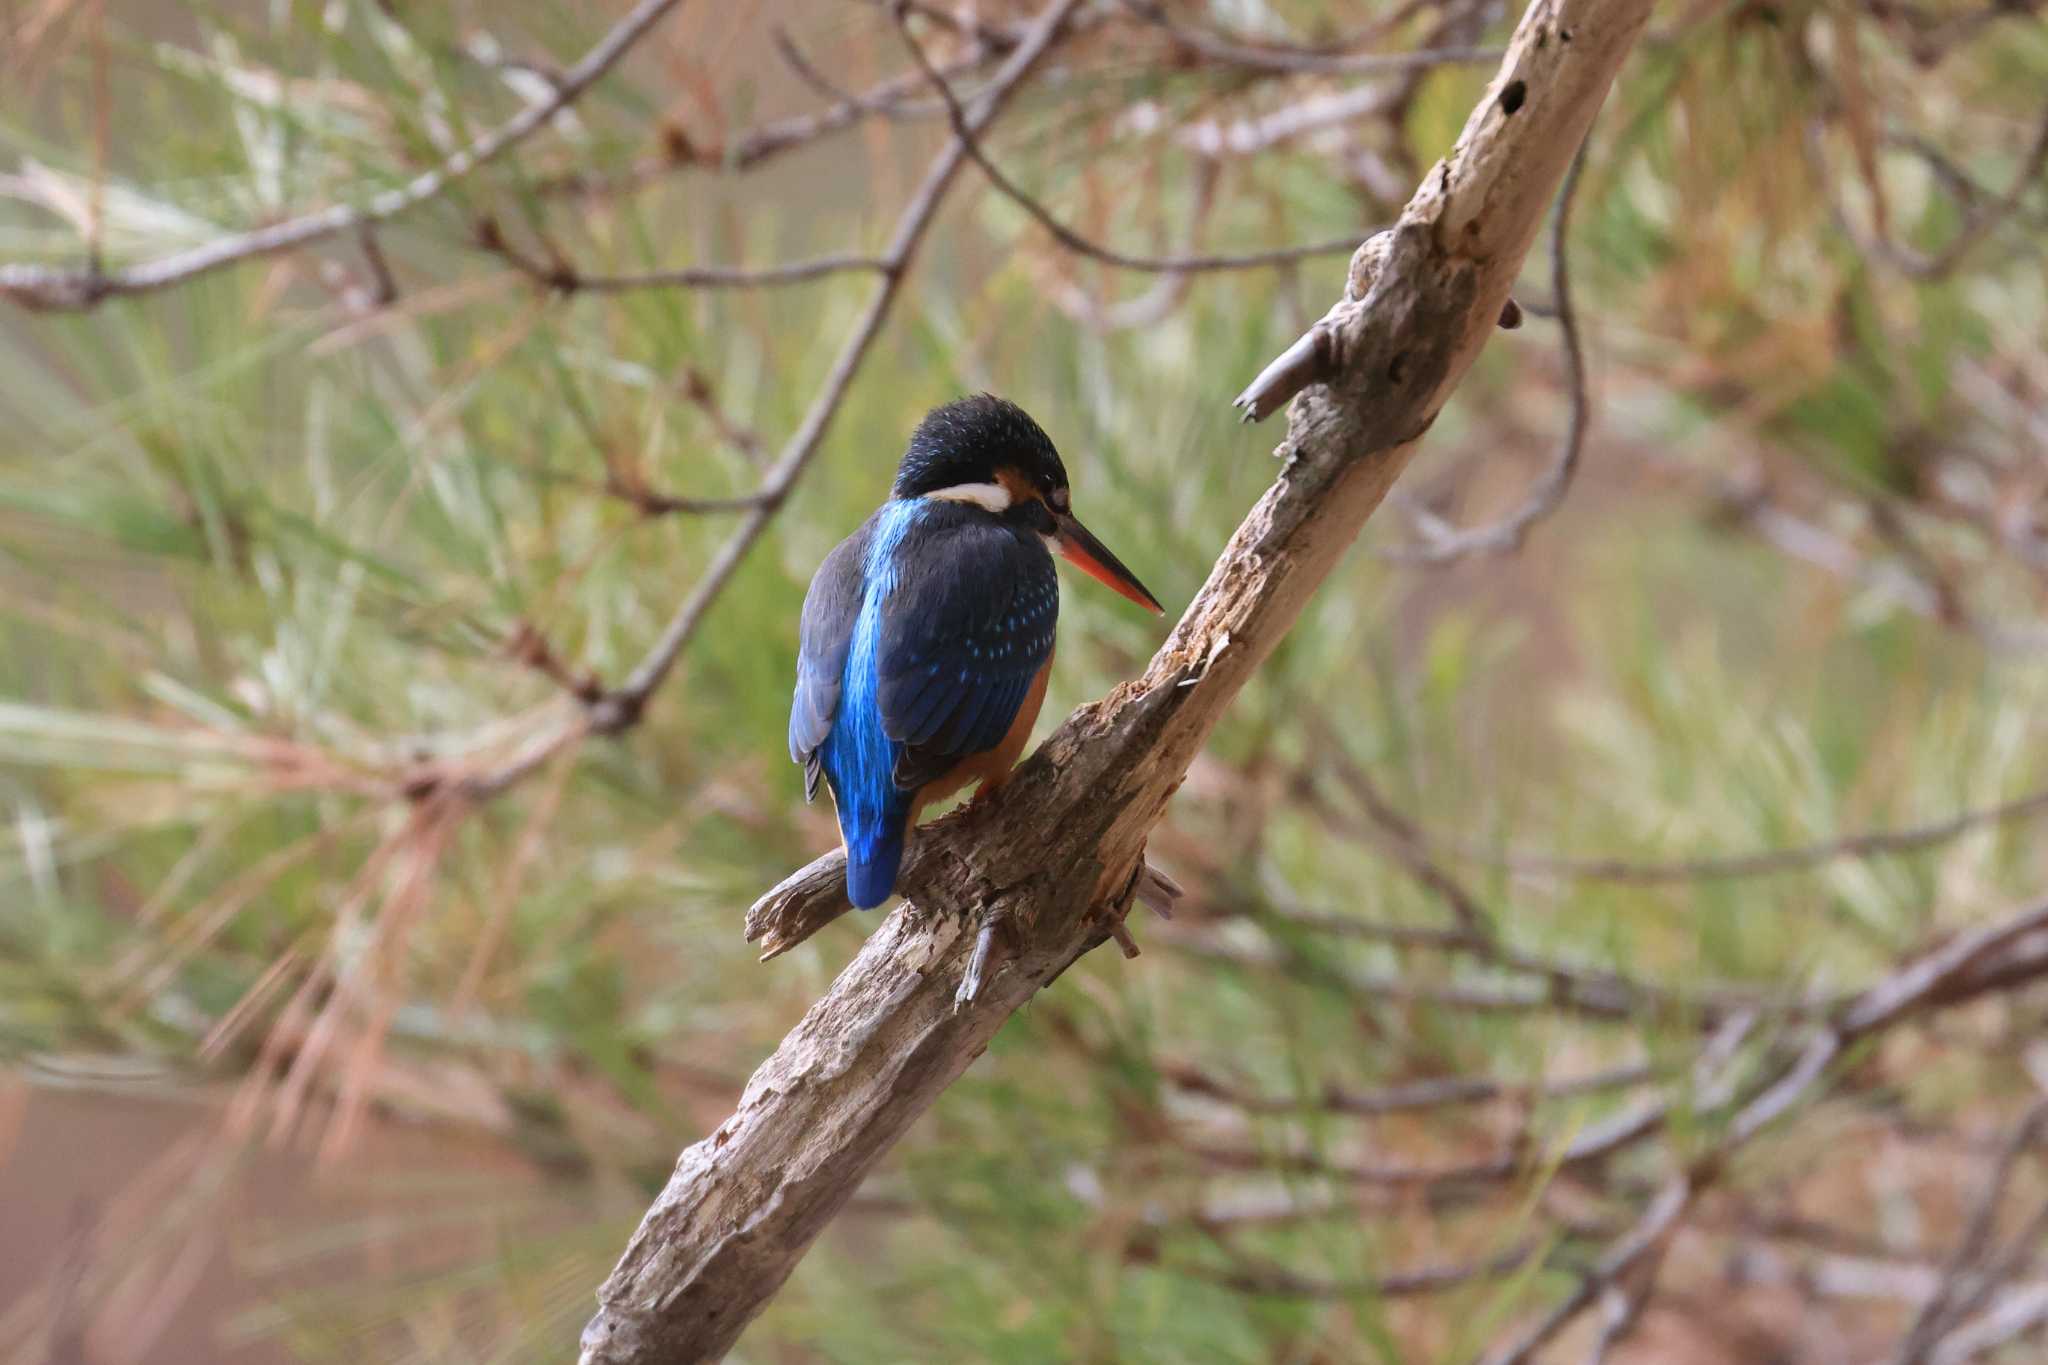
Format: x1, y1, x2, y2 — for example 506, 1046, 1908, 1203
790, 394, 1164, 909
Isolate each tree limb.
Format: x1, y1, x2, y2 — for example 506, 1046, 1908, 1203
578, 0, 1658, 1359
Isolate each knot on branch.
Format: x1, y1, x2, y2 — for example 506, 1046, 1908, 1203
1233, 217, 1494, 431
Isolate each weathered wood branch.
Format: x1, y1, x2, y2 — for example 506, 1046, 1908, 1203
579, 0, 1655, 1359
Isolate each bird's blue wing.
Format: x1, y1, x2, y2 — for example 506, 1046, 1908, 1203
873, 513, 1058, 793
789, 523, 871, 801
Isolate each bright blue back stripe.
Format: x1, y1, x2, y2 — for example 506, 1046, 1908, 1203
822, 499, 922, 905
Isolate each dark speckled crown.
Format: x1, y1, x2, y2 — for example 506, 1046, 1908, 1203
892, 394, 1069, 500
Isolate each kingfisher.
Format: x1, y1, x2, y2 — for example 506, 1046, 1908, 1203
789, 394, 1164, 909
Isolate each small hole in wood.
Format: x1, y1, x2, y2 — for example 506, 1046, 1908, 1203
1388, 352, 1411, 384
1499, 80, 1527, 115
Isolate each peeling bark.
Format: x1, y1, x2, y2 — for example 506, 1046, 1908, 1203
580, 0, 1656, 1359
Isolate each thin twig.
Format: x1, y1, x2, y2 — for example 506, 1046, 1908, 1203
479, 227, 891, 292
1691, 461, 2048, 654
1253, 895, 1797, 1023
598, 479, 776, 519
0, 0, 690, 310
1161, 1058, 1657, 1118
1419, 782, 2048, 885
1187, 1096, 1670, 1189
1318, 739, 1492, 939
528, 32, 1019, 198
1182, 1242, 1544, 1299
773, 26, 960, 121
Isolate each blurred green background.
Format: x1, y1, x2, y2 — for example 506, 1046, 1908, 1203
3, 1, 2048, 1361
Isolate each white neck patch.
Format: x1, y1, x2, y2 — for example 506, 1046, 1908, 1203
924, 481, 1012, 513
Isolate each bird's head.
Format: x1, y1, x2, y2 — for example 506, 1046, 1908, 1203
892, 394, 1164, 615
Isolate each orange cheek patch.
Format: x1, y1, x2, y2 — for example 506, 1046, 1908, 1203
995, 467, 1037, 507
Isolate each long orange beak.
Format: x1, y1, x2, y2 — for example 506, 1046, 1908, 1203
1054, 511, 1164, 615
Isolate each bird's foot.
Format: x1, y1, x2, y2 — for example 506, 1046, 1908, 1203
954, 857, 1181, 1007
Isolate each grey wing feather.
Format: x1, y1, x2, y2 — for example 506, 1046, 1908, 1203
788, 526, 870, 801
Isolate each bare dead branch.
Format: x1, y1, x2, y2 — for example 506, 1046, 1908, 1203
771, 26, 958, 123
0, 0, 689, 311
1282, 903, 1791, 1021
1919, 1285, 2048, 1365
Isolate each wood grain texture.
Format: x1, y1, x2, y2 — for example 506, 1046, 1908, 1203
580, 0, 1655, 1359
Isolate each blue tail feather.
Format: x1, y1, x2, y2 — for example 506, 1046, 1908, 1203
844, 807, 910, 909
